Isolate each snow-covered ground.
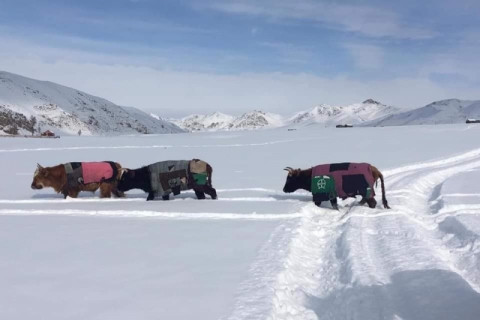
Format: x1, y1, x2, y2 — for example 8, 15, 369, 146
1, 123, 480, 319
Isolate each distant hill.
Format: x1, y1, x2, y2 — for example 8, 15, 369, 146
365, 99, 480, 126
288, 99, 401, 127
173, 99, 400, 132
173, 110, 284, 131
0, 71, 183, 136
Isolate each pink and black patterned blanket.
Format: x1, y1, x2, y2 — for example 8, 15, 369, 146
311, 162, 375, 200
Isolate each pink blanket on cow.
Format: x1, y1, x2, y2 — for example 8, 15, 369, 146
81, 162, 114, 184
312, 162, 375, 199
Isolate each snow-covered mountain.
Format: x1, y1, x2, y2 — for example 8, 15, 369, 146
0, 71, 183, 135
229, 110, 284, 130
174, 110, 284, 131
365, 99, 480, 126
288, 99, 401, 127
174, 99, 399, 132
172, 112, 235, 132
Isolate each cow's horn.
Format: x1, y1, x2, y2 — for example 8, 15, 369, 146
119, 168, 128, 178
37, 163, 43, 169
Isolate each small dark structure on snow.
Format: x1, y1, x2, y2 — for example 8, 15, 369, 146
336, 124, 353, 128
41, 130, 55, 137
466, 119, 480, 124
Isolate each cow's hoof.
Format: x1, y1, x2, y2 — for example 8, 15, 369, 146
162, 195, 170, 201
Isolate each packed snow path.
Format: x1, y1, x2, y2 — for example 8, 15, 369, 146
230, 149, 480, 320
1, 126, 480, 320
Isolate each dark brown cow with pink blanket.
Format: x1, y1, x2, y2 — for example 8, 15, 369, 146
283, 162, 390, 210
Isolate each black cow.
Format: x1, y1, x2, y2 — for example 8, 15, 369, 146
117, 159, 217, 201
283, 163, 390, 210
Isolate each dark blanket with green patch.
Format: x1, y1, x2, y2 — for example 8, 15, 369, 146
311, 162, 375, 203
148, 160, 208, 197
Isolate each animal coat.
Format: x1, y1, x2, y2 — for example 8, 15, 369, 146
64, 162, 116, 187
311, 162, 375, 202
148, 159, 208, 196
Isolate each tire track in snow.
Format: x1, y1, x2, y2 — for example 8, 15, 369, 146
0, 209, 302, 220
259, 148, 480, 319
0, 139, 303, 153
0, 196, 305, 204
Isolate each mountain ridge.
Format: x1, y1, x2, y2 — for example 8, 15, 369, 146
365, 98, 480, 126
173, 99, 400, 131
0, 71, 183, 136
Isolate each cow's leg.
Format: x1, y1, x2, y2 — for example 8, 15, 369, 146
162, 193, 170, 201
330, 198, 339, 210
111, 183, 125, 198
204, 185, 217, 199
314, 201, 322, 207
359, 197, 367, 205
99, 184, 113, 198
367, 198, 377, 209
113, 189, 125, 198
147, 192, 155, 201
68, 189, 80, 198
194, 188, 206, 200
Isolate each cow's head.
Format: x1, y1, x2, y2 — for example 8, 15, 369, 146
283, 167, 301, 193
117, 168, 135, 192
31, 164, 49, 189
283, 167, 310, 193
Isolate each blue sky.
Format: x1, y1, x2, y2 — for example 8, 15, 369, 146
0, 0, 479, 116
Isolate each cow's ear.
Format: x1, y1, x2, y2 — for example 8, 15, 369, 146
37, 163, 46, 174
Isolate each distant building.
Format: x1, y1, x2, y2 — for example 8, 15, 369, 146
466, 119, 480, 124
336, 124, 353, 128
41, 130, 55, 137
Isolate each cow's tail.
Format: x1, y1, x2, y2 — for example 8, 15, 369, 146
206, 163, 213, 186
378, 170, 390, 209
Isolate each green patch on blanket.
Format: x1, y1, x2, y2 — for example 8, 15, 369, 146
193, 173, 207, 185
312, 175, 336, 198
366, 187, 372, 198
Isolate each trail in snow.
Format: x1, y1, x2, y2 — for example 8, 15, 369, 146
0, 196, 305, 204
228, 148, 480, 320
0, 209, 302, 220
0, 139, 309, 153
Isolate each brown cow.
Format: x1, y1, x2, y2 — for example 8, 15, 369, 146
31, 162, 125, 199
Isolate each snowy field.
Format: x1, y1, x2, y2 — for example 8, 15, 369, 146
1, 124, 480, 320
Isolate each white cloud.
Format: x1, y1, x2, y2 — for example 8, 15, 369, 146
0, 26, 476, 117
259, 41, 313, 64
1, 55, 477, 117
344, 44, 384, 69
204, 0, 436, 40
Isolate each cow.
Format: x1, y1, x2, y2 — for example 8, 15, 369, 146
31, 162, 124, 198
283, 162, 390, 210
117, 159, 217, 201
